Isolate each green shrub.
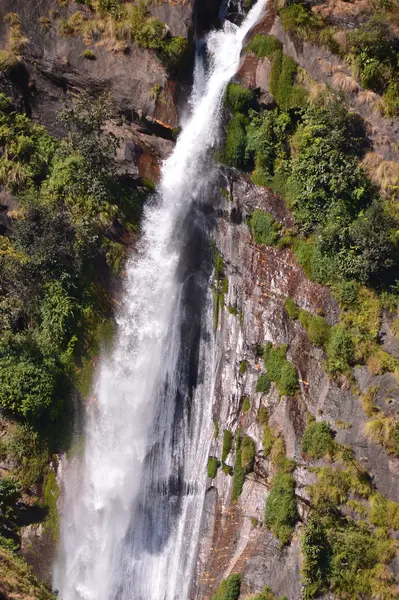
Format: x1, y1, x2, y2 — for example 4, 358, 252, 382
257, 405, 269, 425
212, 574, 241, 600
263, 423, 275, 457
265, 471, 298, 545
242, 396, 250, 413
246, 108, 291, 183
241, 435, 256, 472
382, 81, 399, 117
326, 326, 355, 375
239, 359, 248, 375
213, 420, 219, 439
256, 373, 271, 394
246, 33, 282, 57
250, 209, 281, 246
82, 49, 96, 60
232, 433, 246, 501
279, 3, 313, 35
248, 587, 288, 600
224, 113, 248, 169
269, 50, 307, 110
302, 511, 397, 600
277, 361, 299, 396
284, 298, 299, 319
207, 457, 219, 479
43, 470, 60, 541
226, 83, 254, 114
302, 421, 335, 459
0, 355, 57, 419
299, 311, 330, 348
222, 430, 233, 463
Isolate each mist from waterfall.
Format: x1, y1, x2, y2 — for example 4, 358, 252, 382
54, 1, 267, 598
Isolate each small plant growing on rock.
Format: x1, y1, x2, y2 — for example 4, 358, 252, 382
222, 429, 233, 463
211, 574, 241, 600
82, 49, 96, 60
302, 420, 335, 459
284, 297, 299, 320
242, 396, 250, 413
265, 470, 298, 546
246, 33, 282, 58
250, 209, 281, 246
256, 373, 271, 394
207, 457, 219, 479
241, 435, 256, 473
239, 360, 247, 375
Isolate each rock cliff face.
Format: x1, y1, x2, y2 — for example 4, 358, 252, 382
1, 0, 399, 598
193, 173, 399, 599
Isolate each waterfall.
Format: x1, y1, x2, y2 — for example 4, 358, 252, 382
54, 1, 267, 598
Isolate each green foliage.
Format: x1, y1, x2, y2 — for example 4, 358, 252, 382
246, 108, 291, 185
299, 311, 330, 348
283, 99, 397, 286
82, 48, 96, 60
256, 373, 271, 394
226, 83, 254, 114
250, 209, 281, 246
284, 297, 299, 320
0, 353, 57, 419
325, 325, 355, 375
232, 433, 245, 501
207, 457, 219, 479
369, 493, 399, 530
263, 423, 275, 457
213, 419, 219, 439
263, 343, 299, 396
349, 16, 398, 100
269, 51, 307, 110
224, 113, 248, 170
257, 405, 269, 425
248, 587, 288, 600
212, 574, 241, 600
302, 421, 335, 459
43, 469, 60, 541
241, 435, 256, 473
242, 396, 250, 413
301, 512, 397, 600
0, 477, 21, 520
265, 471, 298, 545
239, 359, 247, 375
246, 34, 282, 58
222, 430, 233, 463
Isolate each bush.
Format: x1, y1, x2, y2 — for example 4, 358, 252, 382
239, 360, 247, 375
232, 433, 245, 501
270, 50, 307, 110
284, 297, 299, 319
265, 471, 298, 545
212, 574, 241, 600
263, 424, 275, 457
277, 361, 299, 396
246, 33, 282, 57
299, 311, 330, 348
222, 430, 233, 463
207, 457, 219, 479
326, 326, 355, 375
250, 210, 281, 246
0, 355, 57, 419
226, 83, 254, 114
263, 344, 299, 396
241, 435, 256, 473
257, 405, 269, 425
242, 396, 250, 413
224, 113, 248, 169
302, 421, 335, 459
82, 49, 96, 60
279, 3, 313, 35
256, 373, 271, 394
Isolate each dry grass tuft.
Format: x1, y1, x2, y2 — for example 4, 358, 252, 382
332, 70, 360, 93
316, 57, 333, 75
355, 90, 380, 109
362, 153, 399, 194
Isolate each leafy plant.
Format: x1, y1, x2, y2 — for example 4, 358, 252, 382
212, 574, 241, 600
250, 209, 281, 246
207, 457, 219, 479
302, 421, 335, 459
246, 34, 282, 58
265, 470, 298, 545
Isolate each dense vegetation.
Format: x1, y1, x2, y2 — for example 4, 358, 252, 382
211, 574, 241, 600
0, 92, 147, 550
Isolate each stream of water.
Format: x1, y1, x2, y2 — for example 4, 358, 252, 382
54, 2, 267, 597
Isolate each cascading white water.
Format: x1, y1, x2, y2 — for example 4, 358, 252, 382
54, 2, 267, 598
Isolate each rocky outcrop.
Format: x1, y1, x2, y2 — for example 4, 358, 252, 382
194, 172, 399, 599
